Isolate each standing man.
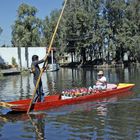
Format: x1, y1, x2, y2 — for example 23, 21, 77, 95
31, 55, 47, 102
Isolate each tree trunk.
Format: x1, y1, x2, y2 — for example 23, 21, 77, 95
25, 47, 29, 68
17, 46, 22, 70
71, 52, 74, 63
80, 48, 86, 64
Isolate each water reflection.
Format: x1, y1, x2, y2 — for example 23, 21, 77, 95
0, 67, 140, 102
28, 114, 45, 140
44, 92, 137, 140
46, 71, 58, 93
96, 103, 108, 117
0, 67, 139, 101
0, 67, 138, 100
0, 112, 46, 140
0, 67, 140, 140
19, 75, 24, 99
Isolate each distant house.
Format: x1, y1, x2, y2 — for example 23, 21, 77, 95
58, 53, 71, 64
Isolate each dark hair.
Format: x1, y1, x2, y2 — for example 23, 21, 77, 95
32, 55, 38, 61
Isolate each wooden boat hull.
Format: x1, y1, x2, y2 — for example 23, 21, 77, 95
0, 83, 135, 112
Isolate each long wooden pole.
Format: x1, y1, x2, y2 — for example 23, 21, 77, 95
27, 0, 67, 114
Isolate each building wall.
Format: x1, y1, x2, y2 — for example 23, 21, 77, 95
0, 47, 46, 68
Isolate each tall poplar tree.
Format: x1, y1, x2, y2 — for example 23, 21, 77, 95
11, 3, 42, 68
11, 3, 41, 47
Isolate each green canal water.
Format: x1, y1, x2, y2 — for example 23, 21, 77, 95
0, 67, 140, 140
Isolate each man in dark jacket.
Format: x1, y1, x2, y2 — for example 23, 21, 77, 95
31, 55, 47, 102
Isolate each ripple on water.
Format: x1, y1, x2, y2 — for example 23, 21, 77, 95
0, 68, 140, 140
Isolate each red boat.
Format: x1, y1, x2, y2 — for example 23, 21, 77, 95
0, 83, 135, 112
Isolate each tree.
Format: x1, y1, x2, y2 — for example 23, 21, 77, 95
42, 8, 68, 60
124, 0, 140, 62
62, 0, 98, 63
58, 0, 140, 64
11, 3, 42, 68
42, 10, 61, 47
104, 0, 140, 63
12, 3, 42, 47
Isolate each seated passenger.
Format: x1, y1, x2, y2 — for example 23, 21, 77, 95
93, 70, 107, 90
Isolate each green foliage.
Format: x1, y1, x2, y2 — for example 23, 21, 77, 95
11, 57, 18, 67
43, 0, 140, 61
11, 3, 42, 47
42, 10, 61, 48
11, 0, 140, 63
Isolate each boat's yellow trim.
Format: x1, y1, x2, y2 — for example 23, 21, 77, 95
117, 83, 135, 88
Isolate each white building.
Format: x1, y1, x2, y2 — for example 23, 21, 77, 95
0, 47, 46, 69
